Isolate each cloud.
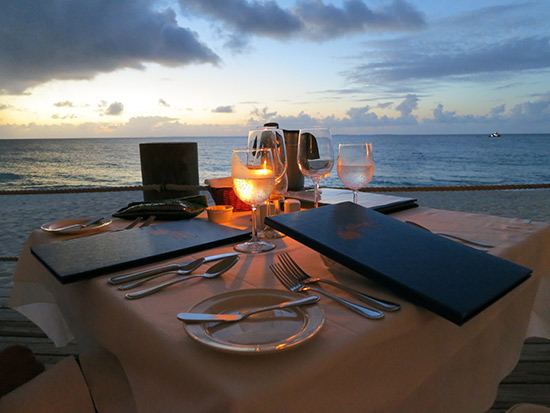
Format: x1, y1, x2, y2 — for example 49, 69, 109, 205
54, 101, 75, 108
349, 36, 550, 85
345, 3, 550, 90
159, 99, 170, 107
180, 0, 425, 46
180, 0, 303, 39
293, 0, 425, 40
395, 94, 418, 117
2, 92, 549, 138
0, 0, 220, 94
105, 102, 124, 116
212, 105, 234, 113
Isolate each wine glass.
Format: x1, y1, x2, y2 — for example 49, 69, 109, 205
231, 148, 276, 253
297, 127, 334, 208
248, 126, 287, 237
337, 143, 374, 204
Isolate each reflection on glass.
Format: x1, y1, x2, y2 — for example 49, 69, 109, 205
297, 127, 334, 208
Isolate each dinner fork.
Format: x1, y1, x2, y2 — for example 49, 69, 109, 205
278, 253, 400, 312
139, 215, 156, 227
270, 263, 384, 320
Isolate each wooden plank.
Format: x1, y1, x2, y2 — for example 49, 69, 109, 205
501, 361, 550, 384
490, 384, 550, 409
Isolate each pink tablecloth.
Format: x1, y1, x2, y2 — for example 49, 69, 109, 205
9, 207, 550, 412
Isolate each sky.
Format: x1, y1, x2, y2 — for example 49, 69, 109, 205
1, 0, 549, 138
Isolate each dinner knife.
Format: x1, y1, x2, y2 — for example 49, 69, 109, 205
107, 252, 240, 285
177, 296, 320, 323
55, 216, 104, 232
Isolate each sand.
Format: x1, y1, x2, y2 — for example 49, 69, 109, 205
1, 188, 549, 278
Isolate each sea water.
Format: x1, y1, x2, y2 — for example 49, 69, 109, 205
0, 134, 549, 191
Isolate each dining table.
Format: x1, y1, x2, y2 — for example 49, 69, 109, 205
8, 193, 550, 413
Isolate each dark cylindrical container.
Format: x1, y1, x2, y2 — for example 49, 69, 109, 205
139, 142, 199, 201
283, 129, 304, 191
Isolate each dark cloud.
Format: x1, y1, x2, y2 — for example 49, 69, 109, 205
349, 36, 550, 84
180, 0, 425, 45
159, 99, 170, 107
293, 0, 425, 40
212, 105, 234, 113
0, 0, 220, 94
180, 0, 303, 39
105, 102, 124, 116
345, 3, 550, 90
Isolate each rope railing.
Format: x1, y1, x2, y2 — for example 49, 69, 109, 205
2, 182, 550, 196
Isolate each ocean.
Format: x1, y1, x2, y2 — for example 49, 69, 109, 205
0, 134, 549, 191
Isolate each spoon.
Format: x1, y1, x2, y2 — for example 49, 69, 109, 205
125, 255, 239, 300
177, 296, 320, 323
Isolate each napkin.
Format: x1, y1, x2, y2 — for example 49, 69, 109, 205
113, 195, 207, 220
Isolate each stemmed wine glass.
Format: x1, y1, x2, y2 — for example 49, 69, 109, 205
231, 148, 276, 253
248, 125, 287, 238
337, 143, 374, 204
297, 127, 334, 208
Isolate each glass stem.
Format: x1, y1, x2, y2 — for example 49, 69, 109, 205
250, 205, 258, 241
353, 190, 358, 204
314, 179, 320, 208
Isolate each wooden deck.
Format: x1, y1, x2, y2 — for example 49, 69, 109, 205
1, 260, 549, 411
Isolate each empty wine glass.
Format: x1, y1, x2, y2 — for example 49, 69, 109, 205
231, 148, 276, 253
337, 143, 374, 204
297, 127, 334, 208
248, 125, 287, 238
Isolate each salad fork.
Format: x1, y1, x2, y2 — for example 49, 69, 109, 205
270, 263, 384, 320
278, 253, 400, 312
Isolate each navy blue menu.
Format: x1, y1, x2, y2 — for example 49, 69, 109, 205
266, 202, 531, 325
32, 219, 249, 284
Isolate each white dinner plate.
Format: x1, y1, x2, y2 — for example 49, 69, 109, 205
41, 217, 112, 235
182, 289, 324, 354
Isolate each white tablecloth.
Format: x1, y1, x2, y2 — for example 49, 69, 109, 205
9, 207, 550, 412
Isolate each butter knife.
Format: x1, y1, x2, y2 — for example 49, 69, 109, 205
107, 252, 240, 285
177, 296, 320, 323
54, 216, 104, 232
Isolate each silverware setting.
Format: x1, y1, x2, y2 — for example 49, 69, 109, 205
125, 255, 239, 300
108, 252, 240, 286
278, 253, 400, 312
405, 220, 494, 250
177, 295, 320, 323
270, 262, 384, 320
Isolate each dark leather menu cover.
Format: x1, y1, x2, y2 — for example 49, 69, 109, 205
31, 219, 250, 284
266, 202, 531, 325
286, 188, 417, 214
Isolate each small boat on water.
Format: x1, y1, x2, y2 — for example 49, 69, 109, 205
490, 132, 500, 138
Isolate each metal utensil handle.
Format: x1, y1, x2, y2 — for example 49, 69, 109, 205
315, 279, 400, 311
118, 271, 184, 290
436, 233, 494, 248
55, 216, 104, 232
308, 286, 384, 320
108, 264, 182, 285
243, 295, 320, 318
125, 274, 199, 300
